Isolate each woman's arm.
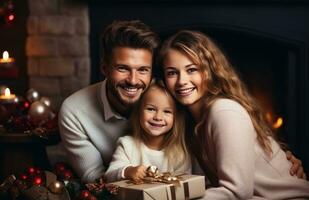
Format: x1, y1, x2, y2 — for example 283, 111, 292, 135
202, 101, 257, 199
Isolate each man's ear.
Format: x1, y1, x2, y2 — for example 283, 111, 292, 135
101, 63, 108, 76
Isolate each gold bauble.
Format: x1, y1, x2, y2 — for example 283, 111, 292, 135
28, 101, 50, 123
48, 181, 64, 194
40, 97, 52, 107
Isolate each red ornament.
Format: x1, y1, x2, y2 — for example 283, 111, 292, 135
27, 167, 36, 175
62, 169, 74, 180
77, 190, 97, 200
81, 190, 90, 197
54, 162, 67, 176
19, 173, 28, 181
23, 101, 30, 109
32, 175, 43, 186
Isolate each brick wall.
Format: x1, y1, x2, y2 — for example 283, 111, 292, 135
26, 0, 90, 110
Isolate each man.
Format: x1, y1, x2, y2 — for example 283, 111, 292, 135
59, 20, 159, 182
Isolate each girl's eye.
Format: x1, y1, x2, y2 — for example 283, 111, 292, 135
164, 110, 173, 114
146, 107, 155, 111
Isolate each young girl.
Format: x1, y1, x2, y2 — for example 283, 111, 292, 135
158, 30, 309, 199
105, 81, 191, 183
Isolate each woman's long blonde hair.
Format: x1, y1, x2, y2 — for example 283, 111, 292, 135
158, 30, 274, 155
130, 80, 189, 170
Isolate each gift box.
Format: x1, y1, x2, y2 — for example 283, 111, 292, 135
110, 174, 205, 200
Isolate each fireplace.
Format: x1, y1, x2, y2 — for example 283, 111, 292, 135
89, 1, 309, 173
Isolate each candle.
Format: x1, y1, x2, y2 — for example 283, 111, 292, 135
0, 51, 15, 68
0, 88, 16, 103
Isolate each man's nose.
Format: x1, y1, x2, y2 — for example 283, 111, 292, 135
127, 71, 138, 85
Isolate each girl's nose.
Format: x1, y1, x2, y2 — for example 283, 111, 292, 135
153, 111, 163, 121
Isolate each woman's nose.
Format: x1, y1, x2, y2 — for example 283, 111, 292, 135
177, 71, 188, 86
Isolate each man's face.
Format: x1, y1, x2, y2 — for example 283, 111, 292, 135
105, 47, 153, 108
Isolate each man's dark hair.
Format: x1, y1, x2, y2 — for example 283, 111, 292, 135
100, 20, 160, 67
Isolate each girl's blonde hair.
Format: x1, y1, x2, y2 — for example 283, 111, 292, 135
158, 30, 274, 155
130, 80, 189, 171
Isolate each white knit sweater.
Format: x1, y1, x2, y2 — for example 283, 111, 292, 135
59, 80, 129, 182
105, 136, 192, 182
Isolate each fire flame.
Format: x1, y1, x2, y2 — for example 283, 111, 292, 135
266, 112, 283, 129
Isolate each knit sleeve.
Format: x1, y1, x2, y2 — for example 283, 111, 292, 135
59, 102, 105, 183
202, 100, 256, 199
105, 136, 136, 183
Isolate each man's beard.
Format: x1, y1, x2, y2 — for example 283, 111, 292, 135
107, 79, 146, 108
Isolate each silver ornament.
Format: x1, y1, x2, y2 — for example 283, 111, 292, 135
27, 88, 40, 103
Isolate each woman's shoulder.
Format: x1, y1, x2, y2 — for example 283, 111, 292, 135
209, 98, 249, 118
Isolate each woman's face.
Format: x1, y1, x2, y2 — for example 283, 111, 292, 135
163, 49, 205, 106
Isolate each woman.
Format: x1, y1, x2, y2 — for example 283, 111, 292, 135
158, 30, 309, 199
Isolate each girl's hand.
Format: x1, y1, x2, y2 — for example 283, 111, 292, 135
286, 151, 307, 179
124, 165, 147, 181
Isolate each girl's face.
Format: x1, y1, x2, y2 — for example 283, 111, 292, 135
163, 49, 205, 107
140, 87, 175, 140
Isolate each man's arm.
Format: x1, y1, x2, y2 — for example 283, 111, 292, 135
59, 104, 105, 183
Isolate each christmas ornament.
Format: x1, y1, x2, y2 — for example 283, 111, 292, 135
28, 101, 50, 124
32, 175, 43, 186
5, 115, 33, 132
48, 181, 64, 194
26, 89, 40, 103
40, 96, 51, 107
62, 169, 74, 180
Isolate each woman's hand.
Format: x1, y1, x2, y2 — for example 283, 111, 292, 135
124, 165, 147, 182
286, 151, 307, 179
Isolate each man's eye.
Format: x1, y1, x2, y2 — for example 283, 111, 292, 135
139, 68, 150, 74
116, 66, 127, 72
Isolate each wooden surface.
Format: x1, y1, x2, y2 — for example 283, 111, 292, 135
0, 131, 60, 181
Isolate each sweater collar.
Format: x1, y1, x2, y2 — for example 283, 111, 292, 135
100, 79, 126, 121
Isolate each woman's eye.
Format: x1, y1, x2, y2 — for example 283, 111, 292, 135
166, 71, 177, 76
187, 68, 198, 73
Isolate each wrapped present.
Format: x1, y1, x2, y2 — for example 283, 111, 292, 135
109, 174, 205, 200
